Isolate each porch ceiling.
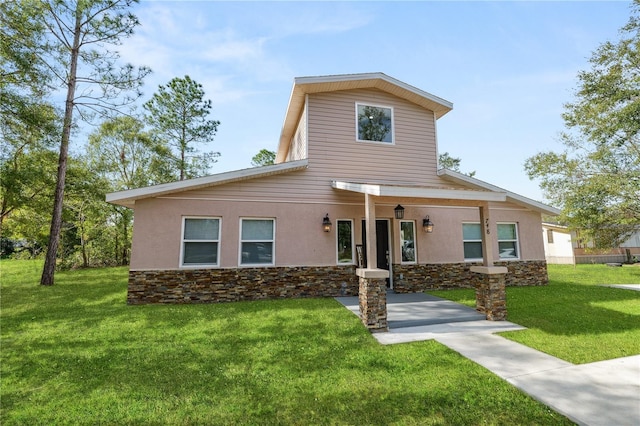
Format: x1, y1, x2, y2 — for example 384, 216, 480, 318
331, 181, 507, 203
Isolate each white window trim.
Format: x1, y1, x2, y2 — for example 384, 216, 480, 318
355, 102, 395, 145
497, 222, 520, 261
180, 216, 221, 268
336, 219, 355, 265
399, 220, 417, 264
462, 222, 483, 262
238, 217, 276, 267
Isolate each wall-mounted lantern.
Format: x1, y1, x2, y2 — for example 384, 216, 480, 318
423, 215, 434, 233
322, 214, 332, 232
394, 204, 405, 220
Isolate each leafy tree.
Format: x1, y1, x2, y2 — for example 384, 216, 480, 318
86, 115, 172, 265
438, 152, 476, 177
0, 1, 60, 232
87, 116, 171, 189
2, 0, 151, 285
144, 75, 221, 181
251, 149, 276, 167
60, 158, 113, 268
525, 1, 640, 248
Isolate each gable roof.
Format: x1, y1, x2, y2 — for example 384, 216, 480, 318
106, 159, 309, 207
437, 168, 561, 216
277, 72, 453, 163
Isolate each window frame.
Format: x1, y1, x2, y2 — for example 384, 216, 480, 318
462, 222, 483, 262
399, 220, 417, 264
180, 216, 221, 268
238, 218, 276, 267
497, 222, 520, 260
355, 102, 395, 144
336, 219, 355, 265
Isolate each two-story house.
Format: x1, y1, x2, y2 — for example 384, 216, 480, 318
107, 73, 559, 321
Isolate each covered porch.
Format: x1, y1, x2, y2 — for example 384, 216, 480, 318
332, 180, 511, 332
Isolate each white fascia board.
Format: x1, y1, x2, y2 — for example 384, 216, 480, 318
331, 181, 507, 202
294, 73, 454, 110
106, 159, 309, 207
437, 168, 561, 215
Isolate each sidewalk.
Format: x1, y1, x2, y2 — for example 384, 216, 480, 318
335, 293, 640, 426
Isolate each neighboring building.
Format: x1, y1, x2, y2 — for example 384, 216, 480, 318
542, 223, 574, 264
107, 73, 560, 305
544, 223, 640, 264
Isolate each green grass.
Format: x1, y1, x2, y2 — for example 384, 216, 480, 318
0, 260, 570, 425
430, 264, 640, 364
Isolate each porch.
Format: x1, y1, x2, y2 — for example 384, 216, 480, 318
332, 181, 512, 331
335, 291, 525, 343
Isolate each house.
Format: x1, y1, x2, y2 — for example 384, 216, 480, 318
107, 73, 560, 329
543, 223, 640, 264
542, 223, 574, 264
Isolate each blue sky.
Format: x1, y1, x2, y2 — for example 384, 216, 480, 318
116, 0, 632, 203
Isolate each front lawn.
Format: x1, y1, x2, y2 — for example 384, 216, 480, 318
430, 264, 640, 364
0, 260, 570, 425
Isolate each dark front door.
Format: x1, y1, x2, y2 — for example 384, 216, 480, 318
361, 219, 390, 285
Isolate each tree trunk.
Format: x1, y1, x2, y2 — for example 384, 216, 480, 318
80, 212, 88, 268
40, 9, 81, 286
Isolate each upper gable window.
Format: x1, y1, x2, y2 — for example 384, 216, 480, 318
356, 103, 394, 143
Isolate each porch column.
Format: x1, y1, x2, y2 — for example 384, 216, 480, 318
357, 268, 389, 332
364, 193, 377, 268
471, 203, 507, 321
357, 193, 388, 332
479, 202, 495, 267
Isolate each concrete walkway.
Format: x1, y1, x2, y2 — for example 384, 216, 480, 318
335, 292, 640, 426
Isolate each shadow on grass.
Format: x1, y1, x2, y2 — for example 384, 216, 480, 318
506, 281, 640, 336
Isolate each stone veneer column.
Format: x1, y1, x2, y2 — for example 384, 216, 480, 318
470, 266, 508, 321
357, 268, 389, 332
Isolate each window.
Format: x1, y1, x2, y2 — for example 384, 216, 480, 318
240, 218, 275, 265
336, 220, 354, 264
400, 220, 416, 263
356, 103, 393, 143
181, 217, 220, 267
463, 223, 483, 261
547, 229, 554, 244
498, 223, 519, 259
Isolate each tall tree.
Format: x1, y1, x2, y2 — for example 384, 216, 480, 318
525, 0, 640, 248
3, 0, 151, 285
144, 75, 221, 180
251, 149, 276, 167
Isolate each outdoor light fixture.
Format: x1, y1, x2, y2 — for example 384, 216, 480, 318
322, 214, 332, 232
394, 204, 405, 220
423, 215, 434, 233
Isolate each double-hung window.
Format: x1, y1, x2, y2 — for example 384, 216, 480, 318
498, 223, 519, 259
356, 103, 394, 143
463, 223, 483, 261
336, 220, 354, 264
181, 217, 220, 267
400, 220, 416, 263
240, 218, 275, 266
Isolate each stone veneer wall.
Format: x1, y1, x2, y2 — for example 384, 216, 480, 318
127, 260, 548, 304
392, 260, 548, 293
127, 265, 359, 304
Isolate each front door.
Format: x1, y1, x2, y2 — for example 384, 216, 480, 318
362, 219, 391, 287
